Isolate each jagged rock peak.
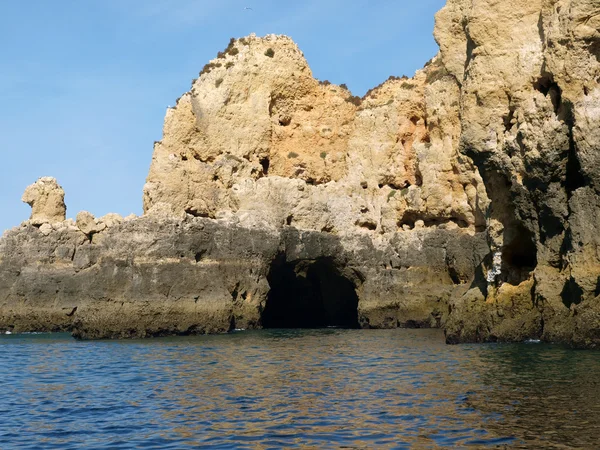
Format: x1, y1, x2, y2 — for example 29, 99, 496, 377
22, 177, 66, 226
144, 33, 488, 235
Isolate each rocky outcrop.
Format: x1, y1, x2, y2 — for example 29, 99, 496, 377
21, 177, 66, 226
435, 0, 600, 347
0, 215, 487, 339
1, 1, 599, 346
143, 34, 488, 235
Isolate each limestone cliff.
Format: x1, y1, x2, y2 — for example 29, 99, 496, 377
435, 0, 600, 346
1, 0, 599, 346
143, 34, 488, 235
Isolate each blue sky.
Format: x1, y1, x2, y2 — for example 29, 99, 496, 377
0, 0, 446, 233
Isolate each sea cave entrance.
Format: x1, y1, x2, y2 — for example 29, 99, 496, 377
261, 255, 360, 329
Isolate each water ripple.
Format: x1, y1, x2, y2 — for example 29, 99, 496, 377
0, 329, 599, 448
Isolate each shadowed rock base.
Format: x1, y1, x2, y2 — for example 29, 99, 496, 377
0, 216, 488, 340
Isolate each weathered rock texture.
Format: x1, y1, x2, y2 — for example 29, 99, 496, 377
22, 177, 66, 226
1, 0, 599, 346
143, 35, 488, 235
435, 0, 600, 347
0, 216, 487, 339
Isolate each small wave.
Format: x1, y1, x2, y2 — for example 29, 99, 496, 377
3, 331, 48, 336
524, 339, 541, 344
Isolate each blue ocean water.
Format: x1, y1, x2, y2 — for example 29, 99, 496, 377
0, 329, 598, 449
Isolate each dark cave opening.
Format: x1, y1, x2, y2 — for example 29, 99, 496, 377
465, 150, 539, 286
561, 277, 583, 309
262, 255, 360, 329
502, 224, 538, 285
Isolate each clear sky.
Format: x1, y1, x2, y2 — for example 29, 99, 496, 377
0, 0, 446, 233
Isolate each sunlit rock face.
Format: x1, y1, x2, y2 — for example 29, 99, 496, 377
1, 0, 599, 346
21, 177, 66, 226
143, 34, 488, 235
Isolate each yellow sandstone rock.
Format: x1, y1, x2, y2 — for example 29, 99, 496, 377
22, 177, 67, 226
144, 34, 488, 236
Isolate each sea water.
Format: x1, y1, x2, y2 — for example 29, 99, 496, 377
0, 329, 598, 449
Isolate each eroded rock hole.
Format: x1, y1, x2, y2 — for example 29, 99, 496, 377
534, 75, 562, 114
184, 208, 210, 218
260, 157, 270, 175
587, 39, 600, 63
195, 249, 207, 262
561, 277, 583, 309
502, 224, 538, 284
468, 153, 539, 285
415, 165, 423, 186
447, 266, 463, 285
563, 101, 586, 194
503, 105, 516, 132
262, 255, 360, 329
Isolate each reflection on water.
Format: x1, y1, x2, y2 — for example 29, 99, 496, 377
0, 329, 599, 449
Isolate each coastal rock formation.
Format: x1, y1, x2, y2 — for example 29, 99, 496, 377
0, 215, 487, 338
21, 177, 66, 225
143, 35, 488, 234
1, 0, 599, 346
435, 0, 600, 346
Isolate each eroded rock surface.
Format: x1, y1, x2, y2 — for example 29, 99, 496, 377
143, 34, 488, 235
0, 216, 487, 339
435, 0, 600, 347
22, 177, 66, 225
1, 0, 599, 345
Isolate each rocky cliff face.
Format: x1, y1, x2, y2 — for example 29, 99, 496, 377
0, 216, 487, 338
143, 34, 488, 235
435, 0, 600, 347
1, 0, 598, 345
